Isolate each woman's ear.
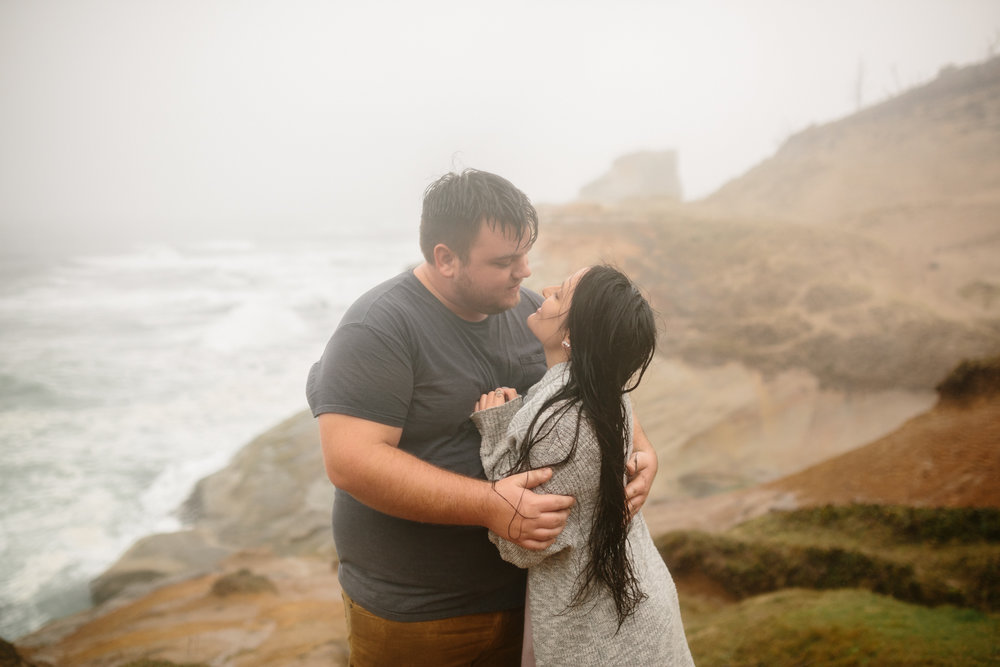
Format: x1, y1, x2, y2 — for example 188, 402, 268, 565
433, 243, 459, 278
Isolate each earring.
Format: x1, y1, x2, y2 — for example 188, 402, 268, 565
561, 340, 571, 349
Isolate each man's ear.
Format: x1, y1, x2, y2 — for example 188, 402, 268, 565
433, 243, 460, 278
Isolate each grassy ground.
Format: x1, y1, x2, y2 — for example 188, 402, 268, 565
658, 505, 1000, 611
660, 504, 1000, 665
681, 588, 1000, 666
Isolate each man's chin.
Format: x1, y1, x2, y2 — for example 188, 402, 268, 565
482, 292, 520, 315
503, 289, 522, 311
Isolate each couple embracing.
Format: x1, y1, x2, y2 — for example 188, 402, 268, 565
307, 169, 693, 666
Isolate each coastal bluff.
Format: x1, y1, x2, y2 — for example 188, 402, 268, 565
90, 410, 336, 606
15, 410, 348, 666
13, 359, 999, 666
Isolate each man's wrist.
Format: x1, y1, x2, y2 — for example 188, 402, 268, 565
476, 478, 501, 531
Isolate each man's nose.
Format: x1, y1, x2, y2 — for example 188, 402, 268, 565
513, 255, 531, 280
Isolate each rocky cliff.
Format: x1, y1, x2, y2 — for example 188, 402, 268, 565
528, 58, 1000, 499
89, 411, 333, 606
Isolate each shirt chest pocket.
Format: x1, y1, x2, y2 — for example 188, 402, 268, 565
514, 351, 547, 391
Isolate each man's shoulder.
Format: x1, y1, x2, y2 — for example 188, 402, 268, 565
341, 270, 425, 326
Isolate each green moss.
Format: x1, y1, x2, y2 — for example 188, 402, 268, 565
936, 356, 1000, 404
657, 504, 1000, 611
738, 504, 1000, 546
684, 589, 1000, 667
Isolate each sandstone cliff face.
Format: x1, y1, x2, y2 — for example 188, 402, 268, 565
705, 57, 1000, 226
765, 358, 1000, 508
642, 367, 1000, 537
701, 56, 1000, 332
528, 57, 1000, 501
533, 212, 999, 394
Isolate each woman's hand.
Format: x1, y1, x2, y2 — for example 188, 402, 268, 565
474, 387, 519, 412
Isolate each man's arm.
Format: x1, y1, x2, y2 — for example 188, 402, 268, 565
625, 413, 658, 515
318, 412, 574, 550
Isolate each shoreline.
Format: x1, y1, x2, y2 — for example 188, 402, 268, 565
13, 409, 333, 641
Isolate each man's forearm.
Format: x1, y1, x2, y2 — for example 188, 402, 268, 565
330, 439, 497, 525
319, 413, 572, 549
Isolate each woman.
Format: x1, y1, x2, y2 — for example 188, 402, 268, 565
471, 265, 694, 666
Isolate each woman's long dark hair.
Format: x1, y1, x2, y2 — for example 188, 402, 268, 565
509, 265, 657, 629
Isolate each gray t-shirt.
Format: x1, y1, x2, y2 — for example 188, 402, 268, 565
306, 270, 546, 622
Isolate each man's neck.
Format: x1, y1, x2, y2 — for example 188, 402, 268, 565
413, 263, 488, 323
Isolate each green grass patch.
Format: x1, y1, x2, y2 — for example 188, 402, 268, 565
656, 504, 1000, 611
733, 504, 1000, 546
683, 588, 1000, 666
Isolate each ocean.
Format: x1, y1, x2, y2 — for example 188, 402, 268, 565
0, 230, 420, 640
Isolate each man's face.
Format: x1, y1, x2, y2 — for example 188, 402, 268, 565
452, 220, 533, 316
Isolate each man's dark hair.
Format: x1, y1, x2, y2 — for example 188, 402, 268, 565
419, 169, 539, 263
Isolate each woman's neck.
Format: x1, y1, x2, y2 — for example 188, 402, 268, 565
543, 347, 570, 368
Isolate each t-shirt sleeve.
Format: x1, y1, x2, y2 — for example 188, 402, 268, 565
306, 321, 413, 427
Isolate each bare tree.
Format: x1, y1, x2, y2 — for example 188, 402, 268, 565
854, 58, 865, 111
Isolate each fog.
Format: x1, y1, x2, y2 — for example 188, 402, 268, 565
1, 0, 998, 254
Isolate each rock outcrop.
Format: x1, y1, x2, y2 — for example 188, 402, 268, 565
578, 150, 683, 204
90, 410, 332, 606
18, 551, 347, 667
642, 358, 1000, 537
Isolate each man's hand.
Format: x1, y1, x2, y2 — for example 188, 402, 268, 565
625, 417, 658, 516
488, 468, 574, 551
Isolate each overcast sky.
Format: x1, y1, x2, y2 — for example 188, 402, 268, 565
1, 0, 998, 253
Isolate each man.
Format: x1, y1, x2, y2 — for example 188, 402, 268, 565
306, 169, 658, 665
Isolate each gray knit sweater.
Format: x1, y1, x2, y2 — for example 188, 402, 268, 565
471, 362, 695, 666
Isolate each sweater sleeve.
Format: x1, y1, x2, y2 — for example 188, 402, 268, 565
485, 406, 592, 569
470, 397, 524, 480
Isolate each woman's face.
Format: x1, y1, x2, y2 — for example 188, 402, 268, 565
527, 267, 588, 352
